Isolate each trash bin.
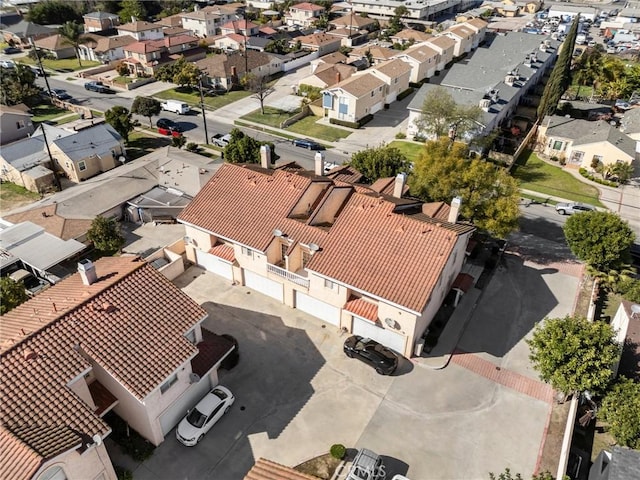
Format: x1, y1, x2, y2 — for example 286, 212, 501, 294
414, 338, 425, 357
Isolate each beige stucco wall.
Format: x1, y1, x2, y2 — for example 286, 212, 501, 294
568, 141, 634, 169
446, 32, 473, 57
50, 142, 123, 183
427, 41, 453, 70
33, 443, 116, 480
68, 375, 97, 412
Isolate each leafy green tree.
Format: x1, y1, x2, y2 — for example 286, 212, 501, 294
614, 277, 640, 303
563, 211, 635, 274
131, 96, 161, 127
58, 21, 85, 68
527, 315, 619, 396
87, 216, 125, 255
27, 1, 82, 24
409, 139, 520, 237
173, 61, 201, 88
538, 16, 579, 117
119, 0, 147, 24
105, 106, 134, 143
172, 135, 187, 149
414, 87, 483, 140
0, 64, 41, 107
600, 376, 640, 449
223, 128, 278, 164
348, 145, 410, 183
0, 277, 29, 315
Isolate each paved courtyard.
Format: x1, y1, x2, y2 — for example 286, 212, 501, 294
116, 235, 580, 480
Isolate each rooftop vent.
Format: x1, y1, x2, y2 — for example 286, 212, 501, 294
479, 98, 492, 111
505, 75, 517, 86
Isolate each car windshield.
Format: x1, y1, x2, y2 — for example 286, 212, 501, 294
186, 408, 207, 428
212, 388, 227, 400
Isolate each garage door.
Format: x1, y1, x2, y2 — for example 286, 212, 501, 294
159, 376, 211, 436
352, 316, 406, 354
295, 291, 341, 326
244, 270, 283, 302
196, 250, 233, 280
371, 102, 384, 114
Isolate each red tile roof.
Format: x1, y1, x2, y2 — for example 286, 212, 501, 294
209, 243, 235, 262
344, 296, 378, 322
125, 40, 163, 54
221, 19, 258, 31
291, 2, 324, 12
0, 427, 42, 480
326, 165, 364, 184
245, 458, 319, 480
369, 176, 409, 197
1, 257, 208, 476
3, 204, 92, 241
421, 201, 451, 221
452, 272, 474, 293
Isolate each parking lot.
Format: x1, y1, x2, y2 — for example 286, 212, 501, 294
112, 229, 582, 479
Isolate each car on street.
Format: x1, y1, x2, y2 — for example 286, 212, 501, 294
292, 138, 325, 150
1, 60, 16, 69
84, 81, 113, 93
29, 65, 46, 77
51, 88, 72, 101
3, 46, 21, 54
555, 202, 595, 215
156, 118, 183, 137
343, 335, 399, 375
176, 385, 235, 446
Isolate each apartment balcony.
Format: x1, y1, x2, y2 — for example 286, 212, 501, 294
267, 263, 310, 289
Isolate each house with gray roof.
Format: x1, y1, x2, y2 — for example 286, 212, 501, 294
407, 32, 560, 141
589, 447, 640, 480
0, 19, 55, 45
619, 107, 640, 141
537, 115, 638, 170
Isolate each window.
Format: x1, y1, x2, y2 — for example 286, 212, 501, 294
302, 250, 311, 269
280, 242, 288, 262
241, 246, 254, 258
16, 120, 26, 129
160, 373, 178, 394
552, 140, 563, 150
78, 161, 87, 171
324, 279, 336, 290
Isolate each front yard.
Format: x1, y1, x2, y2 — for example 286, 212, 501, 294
126, 130, 172, 160
388, 140, 425, 163
512, 151, 603, 206
155, 87, 251, 110
17, 57, 100, 72
0, 182, 40, 215
241, 108, 351, 142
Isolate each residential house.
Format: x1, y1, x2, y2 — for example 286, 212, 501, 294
214, 33, 246, 51
329, 13, 378, 33
464, 17, 488, 48
83, 11, 120, 32
163, 26, 192, 38
619, 107, 640, 141
0, 255, 236, 480
309, 51, 348, 73
442, 24, 476, 57
156, 13, 184, 28
296, 32, 342, 55
425, 35, 455, 71
537, 115, 637, 170
220, 19, 260, 37
180, 5, 237, 38
122, 40, 164, 75
33, 34, 76, 59
518, 0, 543, 14
0, 106, 34, 145
285, 2, 325, 28
610, 300, 640, 380
78, 34, 136, 63
321, 73, 386, 123
1, 19, 55, 45
589, 447, 640, 480
390, 28, 432, 46
494, 3, 519, 17
349, 44, 397, 66
370, 58, 412, 104
245, 458, 319, 480
196, 51, 281, 90
123, 35, 203, 76
392, 43, 439, 83
407, 33, 560, 140
178, 162, 475, 358
298, 62, 357, 88
116, 21, 164, 41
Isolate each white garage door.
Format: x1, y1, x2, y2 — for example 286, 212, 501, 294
371, 102, 384, 114
244, 270, 283, 302
159, 376, 211, 436
352, 316, 406, 354
196, 250, 233, 280
295, 291, 341, 326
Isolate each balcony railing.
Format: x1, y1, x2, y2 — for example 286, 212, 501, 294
267, 263, 310, 288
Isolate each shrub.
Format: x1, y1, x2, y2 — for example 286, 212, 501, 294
185, 142, 199, 152
579, 168, 618, 187
397, 87, 415, 100
330, 443, 346, 460
395, 132, 407, 139
114, 466, 133, 480
116, 63, 129, 76
550, 155, 559, 162
329, 118, 360, 129
104, 412, 155, 462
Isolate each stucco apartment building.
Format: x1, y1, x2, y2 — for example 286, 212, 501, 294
349, 0, 462, 20
178, 160, 475, 358
0, 256, 236, 480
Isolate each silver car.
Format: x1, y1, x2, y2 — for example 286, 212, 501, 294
555, 202, 595, 215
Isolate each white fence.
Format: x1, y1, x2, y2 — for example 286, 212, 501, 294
282, 51, 319, 72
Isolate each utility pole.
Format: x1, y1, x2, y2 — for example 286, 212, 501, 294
198, 74, 209, 145
39, 123, 62, 191
30, 37, 53, 99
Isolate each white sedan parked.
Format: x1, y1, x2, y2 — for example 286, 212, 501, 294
176, 385, 235, 446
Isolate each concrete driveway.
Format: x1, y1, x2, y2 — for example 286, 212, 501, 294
124, 233, 580, 480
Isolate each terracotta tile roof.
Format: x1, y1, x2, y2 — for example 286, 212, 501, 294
326, 27, 352, 38
156, 13, 184, 27
290, 2, 324, 12
372, 58, 412, 78
313, 62, 356, 87
163, 26, 191, 36
452, 272, 474, 293
428, 35, 456, 50
209, 243, 235, 262
330, 13, 376, 29
0, 427, 42, 480
297, 32, 340, 47
326, 164, 364, 184
150, 34, 199, 48
34, 34, 68, 51
259, 26, 277, 35
219, 33, 245, 44
221, 19, 258, 31
421, 201, 451, 221
344, 296, 378, 321
118, 21, 159, 32
369, 176, 409, 196
329, 73, 385, 98
94, 34, 136, 53
3, 204, 92, 241
308, 194, 458, 313
245, 458, 319, 480
125, 40, 163, 54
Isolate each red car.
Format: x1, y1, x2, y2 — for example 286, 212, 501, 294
156, 118, 183, 137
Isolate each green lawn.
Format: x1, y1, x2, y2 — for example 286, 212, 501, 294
17, 57, 100, 72
0, 182, 40, 214
155, 87, 251, 110
126, 131, 172, 160
241, 107, 293, 128
241, 108, 351, 142
512, 151, 603, 206
31, 105, 70, 123
54, 114, 81, 125
388, 140, 425, 163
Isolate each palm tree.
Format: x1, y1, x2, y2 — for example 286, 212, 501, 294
613, 162, 636, 184
58, 21, 85, 68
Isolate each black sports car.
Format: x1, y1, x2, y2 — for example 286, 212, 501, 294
343, 335, 399, 375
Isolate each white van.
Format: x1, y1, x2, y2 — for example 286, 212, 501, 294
161, 100, 190, 115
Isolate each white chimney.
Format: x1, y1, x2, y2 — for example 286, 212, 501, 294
260, 144, 271, 169
314, 151, 325, 176
78, 259, 97, 286
448, 196, 462, 223
131, 16, 137, 23
393, 173, 406, 198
